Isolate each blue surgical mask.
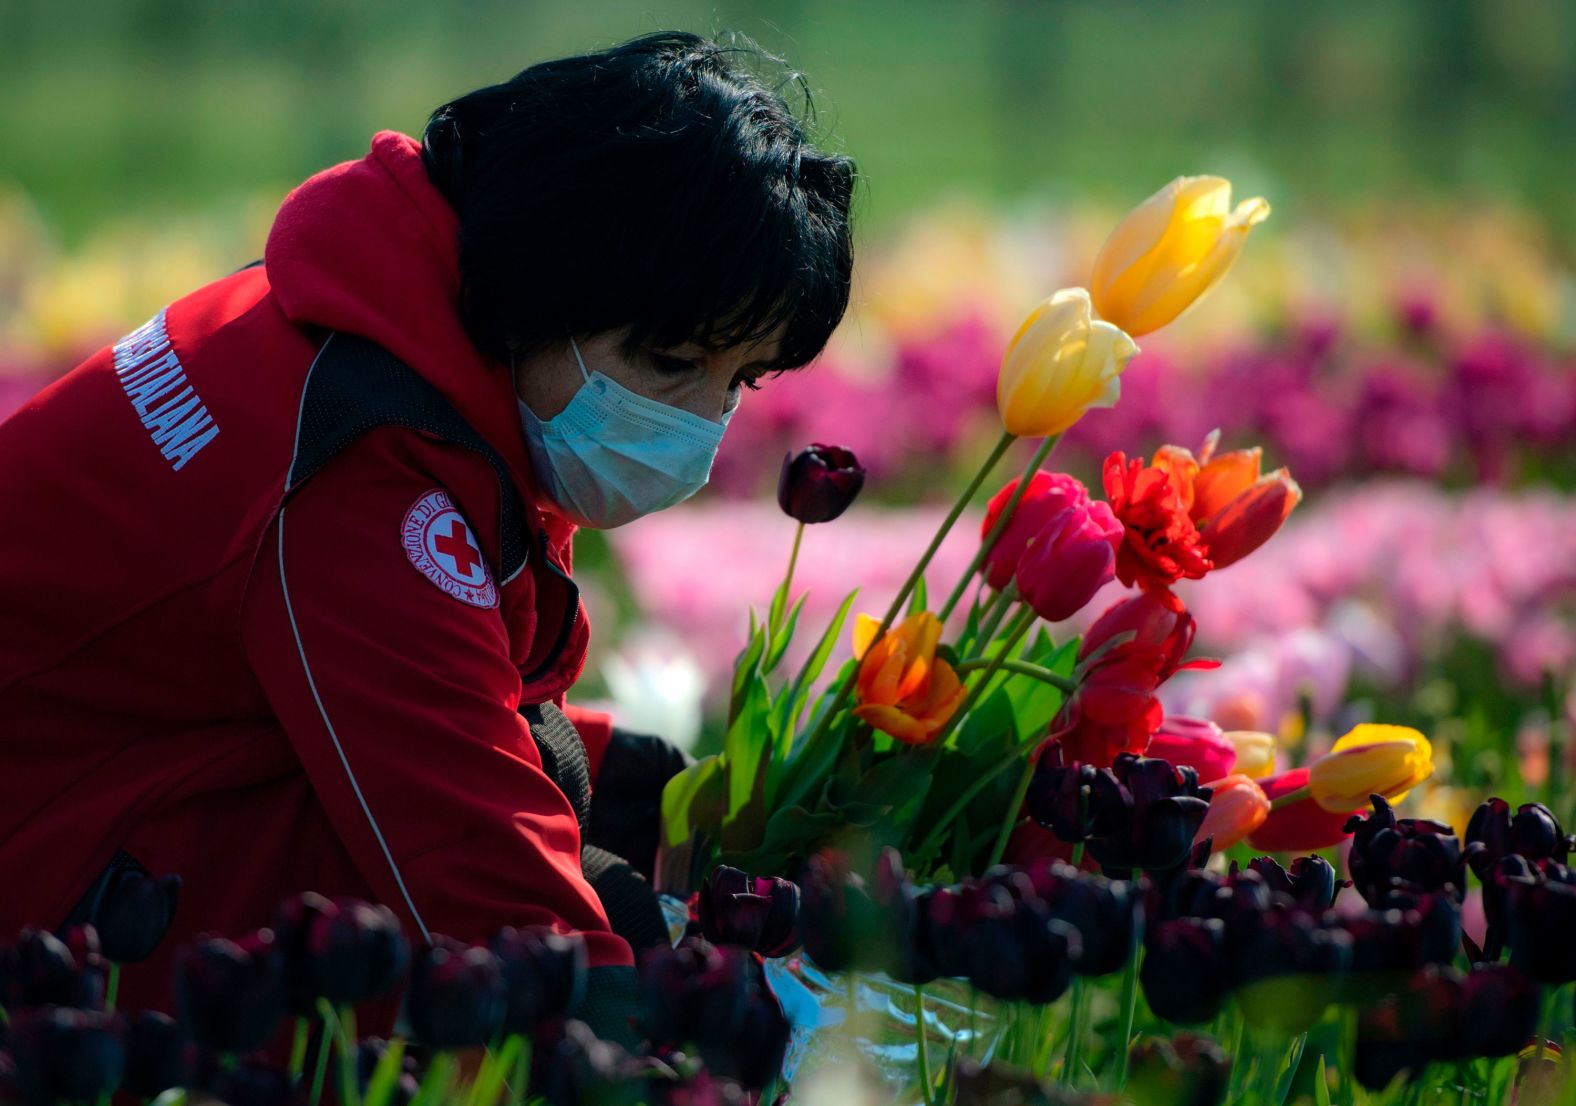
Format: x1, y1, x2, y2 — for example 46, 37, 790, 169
516, 336, 738, 529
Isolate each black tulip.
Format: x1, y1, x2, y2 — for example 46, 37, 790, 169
1248, 855, 1341, 912
1345, 796, 1469, 907
637, 938, 748, 1054
1141, 918, 1230, 1024
1046, 872, 1141, 978
305, 899, 410, 1007
492, 926, 588, 1036
6, 1007, 126, 1106
174, 930, 286, 1055
1126, 1033, 1231, 1106
1507, 871, 1576, 983
1354, 969, 1462, 1090
699, 978, 790, 1090
5, 927, 102, 1009
1459, 965, 1541, 1058
121, 1011, 192, 1098
407, 937, 507, 1050
271, 891, 338, 1017
1466, 797, 1573, 879
799, 850, 881, 973
776, 444, 865, 524
530, 1019, 642, 1106
1233, 908, 1352, 1033
1086, 755, 1213, 877
89, 869, 181, 964
696, 866, 801, 959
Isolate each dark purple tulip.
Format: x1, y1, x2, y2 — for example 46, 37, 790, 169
1086, 755, 1213, 877
699, 978, 789, 1090
491, 926, 588, 1035
121, 1011, 192, 1098
174, 930, 286, 1055
1344, 795, 1469, 907
1126, 1033, 1231, 1106
530, 1018, 641, 1106
798, 850, 881, 973
1233, 908, 1352, 1033
1354, 969, 1462, 1090
204, 1059, 295, 1106
869, 849, 939, 984
3, 927, 104, 1009
6, 1008, 126, 1105
304, 899, 410, 1007
1247, 855, 1341, 912
1141, 918, 1229, 1024
1506, 871, 1576, 983
696, 866, 801, 959
89, 869, 181, 964
1023, 862, 1141, 977
1459, 965, 1541, 1058
776, 444, 865, 524
271, 890, 338, 1016
407, 937, 507, 1050
1024, 744, 1117, 844
1466, 797, 1573, 879
637, 938, 748, 1052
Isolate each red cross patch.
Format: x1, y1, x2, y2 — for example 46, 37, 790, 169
401, 489, 498, 609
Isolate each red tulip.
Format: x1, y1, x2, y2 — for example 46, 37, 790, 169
1246, 767, 1360, 853
1102, 451, 1212, 607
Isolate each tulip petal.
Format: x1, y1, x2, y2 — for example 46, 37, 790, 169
1192, 448, 1264, 524
1198, 469, 1302, 569
852, 613, 882, 661
854, 703, 937, 746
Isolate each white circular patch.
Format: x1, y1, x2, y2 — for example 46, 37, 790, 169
401, 489, 498, 609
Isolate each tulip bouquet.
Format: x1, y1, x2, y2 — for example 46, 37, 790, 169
658, 176, 1285, 894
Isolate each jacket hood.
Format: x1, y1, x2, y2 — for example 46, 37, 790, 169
264, 132, 573, 548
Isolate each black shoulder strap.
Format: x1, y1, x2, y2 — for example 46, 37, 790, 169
285, 332, 529, 583
520, 702, 592, 832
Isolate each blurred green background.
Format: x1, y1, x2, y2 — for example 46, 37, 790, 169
5, 0, 1575, 245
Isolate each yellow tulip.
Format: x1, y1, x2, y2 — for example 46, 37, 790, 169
1090, 177, 1271, 337
996, 287, 1139, 437
1224, 730, 1277, 779
1308, 724, 1434, 813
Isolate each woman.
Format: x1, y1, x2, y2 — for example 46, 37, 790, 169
0, 30, 855, 1033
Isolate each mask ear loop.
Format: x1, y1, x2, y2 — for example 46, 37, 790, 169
567, 336, 592, 383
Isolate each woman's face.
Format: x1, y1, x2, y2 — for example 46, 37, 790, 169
512, 328, 781, 423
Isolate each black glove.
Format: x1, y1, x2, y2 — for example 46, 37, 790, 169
587, 728, 693, 883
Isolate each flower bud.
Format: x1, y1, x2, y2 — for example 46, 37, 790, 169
89, 869, 181, 964
1013, 500, 1121, 623
6, 1008, 126, 1105
1223, 730, 1276, 779
1090, 176, 1270, 337
304, 899, 410, 1007
406, 937, 507, 1050
1465, 797, 1573, 879
1086, 754, 1213, 876
1308, 724, 1434, 812
1247, 855, 1339, 912
1195, 775, 1269, 850
980, 470, 1092, 590
121, 1011, 192, 1100
174, 930, 285, 1055
491, 926, 588, 1035
1141, 918, 1229, 1024
696, 865, 801, 958
776, 444, 864, 524
1345, 795, 1469, 907
996, 287, 1139, 437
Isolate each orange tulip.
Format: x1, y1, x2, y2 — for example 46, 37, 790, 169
851, 612, 967, 745
1195, 774, 1270, 849
1152, 431, 1302, 571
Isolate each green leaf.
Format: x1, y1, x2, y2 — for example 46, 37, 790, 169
465, 1035, 520, 1106
660, 755, 725, 849
1313, 1055, 1332, 1106
764, 592, 808, 675
745, 804, 854, 870
772, 589, 860, 746
908, 574, 928, 616
1275, 1033, 1308, 1106
1004, 634, 1078, 745
722, 667, 774, 852
953, 686, 1016, 755
767, 577, 789, 640
364, 1036, 408, 1106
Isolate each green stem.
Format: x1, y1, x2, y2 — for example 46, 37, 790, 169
288, 1018, 310, 1081
936, 606, 1038, 747
1114, 910, 1144, 1091
1269, 783, 1314, 811
104, 962, 120, 1013
1070, 841, 1084, 866
914, 983, 934, 1106
971, 581, 1019, 652
508, 1038, 533, 1106
792, 433, 1017, 781
937, 434, 1061, 623
910, 749, 1025, 864
307, 1009, 333, 1106
1059, 977, 1087, 1087
774, 520, 806, 635
987, 754, 1039, 870
954, 657, 1077, 693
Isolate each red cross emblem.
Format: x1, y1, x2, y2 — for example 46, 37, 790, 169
401, 489, 498, 608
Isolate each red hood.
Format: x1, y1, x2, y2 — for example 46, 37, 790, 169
264, 131, 576, 553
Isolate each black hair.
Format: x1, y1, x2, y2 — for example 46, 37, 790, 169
421, 30, 856, 377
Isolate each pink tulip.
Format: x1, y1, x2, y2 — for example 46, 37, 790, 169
1148, 715, 1236, 782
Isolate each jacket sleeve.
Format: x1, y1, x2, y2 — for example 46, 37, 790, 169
239, 429, 632, 969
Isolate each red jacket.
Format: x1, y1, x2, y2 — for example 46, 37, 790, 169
0, 132, 633, 1018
